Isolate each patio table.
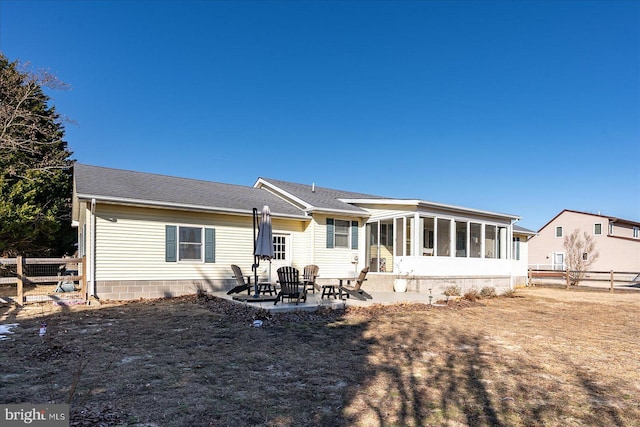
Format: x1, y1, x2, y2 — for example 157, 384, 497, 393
321, 277, 355, 299
231, 282, 277, 302
257, 282, 275, 295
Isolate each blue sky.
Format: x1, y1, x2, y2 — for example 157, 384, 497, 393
1, 0, 638, 231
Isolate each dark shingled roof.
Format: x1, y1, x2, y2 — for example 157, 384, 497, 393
73, 164, 306, 218
257, 177, 389, 214
514, 225, 537, 235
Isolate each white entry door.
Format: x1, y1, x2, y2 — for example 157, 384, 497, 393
269, 233, 291, 283
552, 252, 565, 271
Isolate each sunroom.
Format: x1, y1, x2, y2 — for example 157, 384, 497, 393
360, 200, 520, 291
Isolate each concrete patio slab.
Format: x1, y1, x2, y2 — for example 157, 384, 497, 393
212, 289, 439, 313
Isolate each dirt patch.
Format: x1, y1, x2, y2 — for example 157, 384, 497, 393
1, 288, 639, 426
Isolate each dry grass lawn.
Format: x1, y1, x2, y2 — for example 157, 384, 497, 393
1, 287, 639, 426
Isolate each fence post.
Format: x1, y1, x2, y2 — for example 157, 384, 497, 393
16, 256, 23, 306
610, 270, 614, 293
565, 268, 570, 289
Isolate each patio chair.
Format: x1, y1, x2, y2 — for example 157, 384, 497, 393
275, 266, 306, 305
227, 265, 252, 295
338, 267, 372, 301
302, 264, 320, 294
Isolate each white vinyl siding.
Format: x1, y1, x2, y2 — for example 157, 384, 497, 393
93, 205, 309, 282
314, 214, 364, 278
93, 205, 249, 281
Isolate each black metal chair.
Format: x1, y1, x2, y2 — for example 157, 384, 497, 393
275, 266, 306, 305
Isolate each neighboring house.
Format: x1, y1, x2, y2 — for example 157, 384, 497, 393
528, 209, 640, 272
72, 163, 531, 300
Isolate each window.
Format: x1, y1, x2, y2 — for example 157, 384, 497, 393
634, 227, 639, 239
381, 223, 393, 246
609, 223, 614, 235
594, 223, 602, 235
405, 216, 414, 256
326, 218, 358, 249
395, 217, 404, 256
485, 225, 497, 258
273, 235, 286, 260
422, 217, 435, 255
582, 252, 588, 261
79, 224, 86, 257
179, 226, 202, 260
555, 226, 563, 238
165, 225, 215, 263
334, 220, 350, 248
437, 218, 451, 257
513, 237, 521, 260
470, 223, 482, 258
497, 226, 507, 259
455, 221, 467, 257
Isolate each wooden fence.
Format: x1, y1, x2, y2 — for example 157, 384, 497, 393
0, 256, 86, 305
528, 268, 640, 292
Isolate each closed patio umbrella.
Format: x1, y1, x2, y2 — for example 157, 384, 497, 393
253, 205, 274, 296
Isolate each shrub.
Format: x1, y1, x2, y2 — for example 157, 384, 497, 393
480, 286, 497, 298
443, 285, 461, 302
502, 289, 516, 298
443, 285, 461, 297
463, 288, 480, 302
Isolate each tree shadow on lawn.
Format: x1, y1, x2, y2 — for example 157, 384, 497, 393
341, 310, 635, 427
2, 295, 637, 427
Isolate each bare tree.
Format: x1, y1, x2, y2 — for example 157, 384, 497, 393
563, 229, 599, 285
0, 55, 71, 176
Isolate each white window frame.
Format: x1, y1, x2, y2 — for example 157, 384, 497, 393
555, 226, 563, 238
178, 225, 203, 262
594, 223, 602, 236
634, 227, 639, 239
334, 219, 351, 248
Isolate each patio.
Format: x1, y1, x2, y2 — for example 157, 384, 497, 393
211, 289, 438, 313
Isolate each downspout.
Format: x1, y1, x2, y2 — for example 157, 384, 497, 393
509, 219, 516, 289
90, 199, 97, 298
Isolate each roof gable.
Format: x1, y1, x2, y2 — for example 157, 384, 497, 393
255, 177, 386, 215
537, 209, 640, 233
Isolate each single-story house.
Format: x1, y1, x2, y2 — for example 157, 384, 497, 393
72, 163, 534, 300
528, 209, 640, 272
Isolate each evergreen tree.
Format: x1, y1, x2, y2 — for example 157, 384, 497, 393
0, 53, 75, 256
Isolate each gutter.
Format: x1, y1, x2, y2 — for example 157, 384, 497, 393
340, 198, 520, 221
75, 194, 310, 221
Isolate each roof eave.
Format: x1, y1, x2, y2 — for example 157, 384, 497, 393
75, 194, 310, 220
341, 198, 520, 221
305, 206, 371, 218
